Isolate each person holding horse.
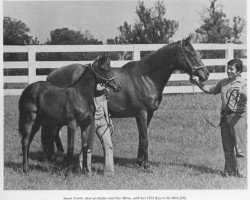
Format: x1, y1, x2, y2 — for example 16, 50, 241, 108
190, 58, 247, 178
44, 36, 210, 171
94, 83, 115, 175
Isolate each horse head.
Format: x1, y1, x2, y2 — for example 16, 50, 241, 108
91, 54, 121, 92
177, 35, 209, 83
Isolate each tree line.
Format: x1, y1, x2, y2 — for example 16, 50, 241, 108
3, 0, 246, 73
4, 0, 245, 46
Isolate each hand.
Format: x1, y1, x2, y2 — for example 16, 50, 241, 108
232, 86, 243, 94
108, 119, 113, 126
189, 76, 199, 85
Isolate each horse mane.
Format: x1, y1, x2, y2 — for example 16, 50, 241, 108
70, 65, 92, 87
132, 41, 179, 75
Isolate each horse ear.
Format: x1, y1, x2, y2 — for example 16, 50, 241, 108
185, 34, 193, 44
102, 53, 109, 60
96, 55, 101, 61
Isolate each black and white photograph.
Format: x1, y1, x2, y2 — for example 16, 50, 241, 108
1, 0, 249, 199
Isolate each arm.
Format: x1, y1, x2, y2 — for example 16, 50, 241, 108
238, 80, 247, 102
240, 85, 247, 101
190, 77, 221, 95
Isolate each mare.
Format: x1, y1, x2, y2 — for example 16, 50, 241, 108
46, 36, 210, 171
18, 55, 121, 172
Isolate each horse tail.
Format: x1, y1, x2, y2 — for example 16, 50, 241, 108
18, 83, 39, 137
18, 112, 27, 137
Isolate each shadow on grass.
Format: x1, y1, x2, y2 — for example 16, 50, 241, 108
169, 162, 223, 175
5, 151, 146, 175
4, 161, 50, 173
6, 151, 219, 176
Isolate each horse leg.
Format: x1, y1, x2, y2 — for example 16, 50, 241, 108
41, 123, 57, 162
136, 111, 153, 166
79, 117, 95, 174
54, 125, 64, 152
20, 112, 38, 172
136, 111, 151, 171
147, 112, 154, 127
28, 117, 42, 147
66, 120, 77, 158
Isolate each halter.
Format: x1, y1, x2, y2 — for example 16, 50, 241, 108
90, 62, 117, 85
180, 40, 206, 73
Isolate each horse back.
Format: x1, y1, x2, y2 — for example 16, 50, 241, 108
47, 64, 87, 87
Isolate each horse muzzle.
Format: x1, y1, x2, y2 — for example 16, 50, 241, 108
192, 65, 209, 82
106, 77, 121, 93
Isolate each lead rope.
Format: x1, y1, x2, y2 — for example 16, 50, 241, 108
195, 100, 221, 127
194, 88, 239, 128
192, 84, 221, 128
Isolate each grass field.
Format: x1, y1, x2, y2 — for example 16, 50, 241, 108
4, 94, 247, 190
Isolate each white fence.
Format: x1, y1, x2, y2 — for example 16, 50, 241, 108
3, 43, 247, 95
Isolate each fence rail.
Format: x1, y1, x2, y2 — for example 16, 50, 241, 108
3, 43, 247, 95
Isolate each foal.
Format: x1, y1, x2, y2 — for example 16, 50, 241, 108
18, 55, 120, 172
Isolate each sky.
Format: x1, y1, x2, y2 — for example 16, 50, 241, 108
3, 0, 247, 43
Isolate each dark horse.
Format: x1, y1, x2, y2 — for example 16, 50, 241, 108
18, 55, 121, 172
47, 36, 209, 171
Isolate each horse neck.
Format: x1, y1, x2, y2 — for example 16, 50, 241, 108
137, 42, 179, 93
74, 69, 96, 101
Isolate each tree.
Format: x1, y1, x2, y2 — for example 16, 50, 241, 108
3, 17, 39, 45
39, 28, 103, 64
195, 0, 245, 44
231, 16, 245, 44
46, 28, 103, 45
194, 0, 246, 73
106, 1, 179, 44
3, 17, 39, 65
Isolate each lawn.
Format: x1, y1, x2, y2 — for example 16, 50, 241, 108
3, 94, 247, 190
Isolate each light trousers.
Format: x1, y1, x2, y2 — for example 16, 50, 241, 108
95, 117, 114, 173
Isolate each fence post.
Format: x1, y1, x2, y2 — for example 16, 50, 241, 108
133, 45, 141, 61
28, 45, 37, 84
225, 43, 234, 73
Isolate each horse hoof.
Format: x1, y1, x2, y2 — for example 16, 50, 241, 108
82, 169, 92, 176
150, 162, 160, 167
142, 162, 153, 173
23, 167, 29, 173
143, 167, 153, 173
136, 159, 143, 167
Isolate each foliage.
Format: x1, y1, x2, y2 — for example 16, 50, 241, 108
45, 28, 103, 45
38, 28, 103, 62
3, 17, 39, 67
194, 0, 246, 72
195, 0, 245, 44
231, 16, 246, 44
3, 17, 39, 45
106, 1, 179, 44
